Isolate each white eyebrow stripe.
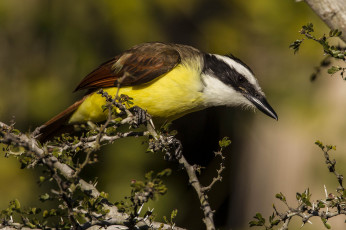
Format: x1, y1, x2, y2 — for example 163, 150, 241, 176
213, 54, 258, 86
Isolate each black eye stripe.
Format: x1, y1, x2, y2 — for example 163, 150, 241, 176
202, 53, 253, 92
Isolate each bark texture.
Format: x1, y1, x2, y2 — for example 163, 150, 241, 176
305, 0, 346, 42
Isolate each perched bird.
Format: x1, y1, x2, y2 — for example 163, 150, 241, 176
36, 42, 277, 142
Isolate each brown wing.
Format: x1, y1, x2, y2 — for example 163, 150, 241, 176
74, 43, 181, 91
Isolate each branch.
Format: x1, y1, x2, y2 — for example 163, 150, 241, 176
178, 156, 215, 230
174, 137, 230, 230
0, 119, 185, 229
1, 90, 230, 229
249, 141, 345, 229
305, 0, 346, 42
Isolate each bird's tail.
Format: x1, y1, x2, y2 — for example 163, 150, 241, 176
34, 98, 86, 143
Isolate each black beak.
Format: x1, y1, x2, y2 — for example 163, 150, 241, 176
245, 95, 278, 120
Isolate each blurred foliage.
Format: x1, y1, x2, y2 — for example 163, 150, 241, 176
0, 0, 342, 229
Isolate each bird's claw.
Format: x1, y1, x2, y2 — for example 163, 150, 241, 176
129, 106, 149, 128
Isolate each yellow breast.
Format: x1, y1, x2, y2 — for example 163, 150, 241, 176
69, 64, 205, 124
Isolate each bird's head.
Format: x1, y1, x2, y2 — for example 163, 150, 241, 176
201, 53, 278, 120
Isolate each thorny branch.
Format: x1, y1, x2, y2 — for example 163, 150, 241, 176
0, 120, 186, 230
176, 138, 229, 230
0, 91, 185, 230
148, 130, 230, 230
179, 156, 216, 230
201, 150, 226, 193
0, 90, 230, 230
249, 141, 345, 230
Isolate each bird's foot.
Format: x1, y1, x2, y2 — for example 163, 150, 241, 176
129, 106, 149, 128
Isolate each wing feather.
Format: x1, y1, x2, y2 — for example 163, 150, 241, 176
74, 43, 181, 91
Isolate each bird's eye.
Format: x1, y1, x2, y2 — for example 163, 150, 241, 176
254, 92, 260, 97
238, 75, 245, 83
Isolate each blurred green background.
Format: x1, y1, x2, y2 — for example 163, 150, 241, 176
0, 0, 345, 229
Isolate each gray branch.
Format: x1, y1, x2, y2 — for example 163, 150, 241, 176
1, 90, 225, 229
305, 0, 346, 42
178, 156, 215, 230
0, 121, 185, 230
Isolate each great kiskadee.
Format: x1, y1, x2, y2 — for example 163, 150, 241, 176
36, 42, 277, 142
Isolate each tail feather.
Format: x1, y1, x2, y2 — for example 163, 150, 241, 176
35, 98, 86, 143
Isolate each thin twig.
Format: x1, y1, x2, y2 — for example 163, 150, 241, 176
178, 155, 215, 230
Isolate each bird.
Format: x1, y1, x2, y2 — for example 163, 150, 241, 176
35, 42, 278, 142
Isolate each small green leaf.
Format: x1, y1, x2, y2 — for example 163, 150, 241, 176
315, 140, 324, 150
14, 199, 21, 210
249, 220, 261, 227
39, 193, 50, 202
100, 191, 109, 199
271, 219, 280, 226
255, 213, 265, 223
329, 29, 342, 37
25, 222, 36, 228
302, 23, 314, 33
114, 117, 123, 123
327, 66, 341, 75
255, 213, 262, 219
29, 207, 41, 215
249, 213, 265, 227
325, 223, 331, 229
317, 201, 325, 208
275, 192, 286, 202
219, 137, 231, 148
11, 129, 21, 135
289, 40, 303, 54
296, 192, 302, 201
326, 144, 336, 151
302, 190, 312, 206
321, 217, 331, 229
171, 209, 178, 219
157, 168, 172, 178
269, 212, 274, 222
